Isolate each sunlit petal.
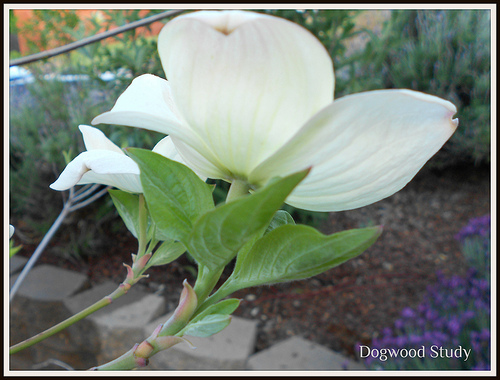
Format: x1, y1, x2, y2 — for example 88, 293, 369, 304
79, 125, 123, 153
50, 150, 142, 193
92, 74, 192, 142
92, 74, 226, 178
153, 136, 208, 181
251, 89, 458, 211
158, 10, 334, 177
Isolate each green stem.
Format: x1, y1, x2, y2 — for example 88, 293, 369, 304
10, 283, 131, 355
194, 280, 240, 316
137, 194, 148, 257
92, 284, 195, 370
91, 332, 185, 370
226, 179, 250, 203
10, 244, 152, 356
193, 265, 224, 307
90, 345, 139, 370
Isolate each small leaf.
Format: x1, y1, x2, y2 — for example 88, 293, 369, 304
186, 170, 309, 270
127, 148, 215, 243
181, 314, 231, 338
191, 298, 241, 323
265, 210, 295, 235
225, 225, 382, 291
9, 240, 22, 258
145, 240, 186, 270
109, 189, 140, 238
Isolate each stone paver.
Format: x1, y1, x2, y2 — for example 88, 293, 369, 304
247, 336, 366, 371
146, 314, 258, 370
10, 267, 365, 372
9, 265, 93, 370
93, 293, 165, 328
9, 264, 87, 301
64, 281, 157, 318
9, 255, 28, 275
64, 281, 166, 364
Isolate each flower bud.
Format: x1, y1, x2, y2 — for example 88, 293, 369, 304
160, 279, 198, 336
155, 336, 187, 351
134, 341, 154, 358
135, 252, 152, 270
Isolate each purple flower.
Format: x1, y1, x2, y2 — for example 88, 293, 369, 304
382, 327, 392, 337
479, 329, 491, 341
449, 276, 463, 289
401, 307, 416, 319
425, 309, 439, 321
396, 336, 407, 347
472, 362, 490, 371
408, 334, 422, 344
455, 215, 491, 242
394, 319, 405, 330
476, 279, 490, 292
363, 216, 491, 370
447, 319, 461, 336
418, 303, 428, 313
461, 310, 475, 321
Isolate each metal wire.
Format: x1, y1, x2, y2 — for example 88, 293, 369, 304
9, 9, 185, 67
9, 185, 109, 302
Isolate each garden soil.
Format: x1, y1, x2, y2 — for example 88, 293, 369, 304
14, 163, 491, 360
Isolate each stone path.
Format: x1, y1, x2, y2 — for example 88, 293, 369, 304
8, 263, 366, 371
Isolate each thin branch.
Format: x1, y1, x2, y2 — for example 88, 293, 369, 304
71, 184, 102, 203
32, 359, 74, 371
10, 282, 132, 354
9, 205, 72, 302
9, 9, 185, 67
73, 183, 98, 198
68, 186, 110, 212
10, 185, 109, 301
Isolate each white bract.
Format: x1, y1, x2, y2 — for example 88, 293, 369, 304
50, 125, 197, 193
92, 10, 458, 211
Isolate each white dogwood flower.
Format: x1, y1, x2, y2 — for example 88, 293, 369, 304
50, 125, 197, 193
92, 10, 458, 211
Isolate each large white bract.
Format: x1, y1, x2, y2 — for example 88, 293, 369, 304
90, 10, 457, 211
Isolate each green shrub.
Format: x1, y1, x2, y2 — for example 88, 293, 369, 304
352, 10, 491, 167
261, 9, 373, 96
9, 10, 168, 228
9, 72, 111, 240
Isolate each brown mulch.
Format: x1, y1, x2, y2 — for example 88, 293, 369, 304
14, 163, 490, 360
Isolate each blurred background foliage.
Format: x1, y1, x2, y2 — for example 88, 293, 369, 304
354, 10, 491, 167
9, 9, 491, 259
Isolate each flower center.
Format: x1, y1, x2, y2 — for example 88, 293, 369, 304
213, 24, 235, 35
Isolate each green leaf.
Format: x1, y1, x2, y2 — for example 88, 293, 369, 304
145, 240, 186, 270
186, 170, 309, 270
191, 298, 241, 323
265, 210, 295, 235
109, 189, 174, 242
224, 224, 382, 290
181, 314, 232, 338
109, 189, 140, 238
9, 240, 22, 258
127, 148, 215, 243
